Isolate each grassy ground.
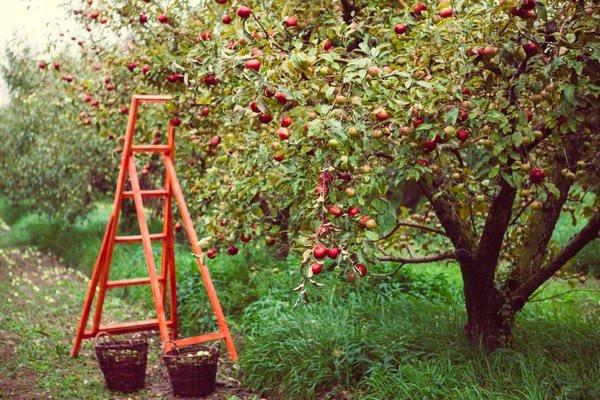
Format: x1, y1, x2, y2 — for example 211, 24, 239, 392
1, 199, 599, 399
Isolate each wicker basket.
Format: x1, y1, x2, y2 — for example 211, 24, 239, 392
94, 332, 148, 393
162, 341, 220, 397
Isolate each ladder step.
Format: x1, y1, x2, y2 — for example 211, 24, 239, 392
123, 189, 169, 198
131, 144, 171, 153
115, 233, 167, 243
106, 276, 165, 289
83, 318, 174, 337
166, 332, 227, 350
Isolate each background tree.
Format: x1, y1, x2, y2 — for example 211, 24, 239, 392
6, 0, 598, 349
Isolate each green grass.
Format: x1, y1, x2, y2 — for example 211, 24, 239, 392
551, 192, 600, 277
239, 280, 600, 399
1, 198, 599, 399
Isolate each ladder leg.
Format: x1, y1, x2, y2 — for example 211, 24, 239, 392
127, 158, 171, 343
71, 216, 116, 356
163, 154, 238, 361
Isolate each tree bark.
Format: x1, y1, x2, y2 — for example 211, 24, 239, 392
462, 267, 516, 349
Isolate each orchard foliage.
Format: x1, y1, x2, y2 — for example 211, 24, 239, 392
0, 46, 115, 221
8, 0, 600, 347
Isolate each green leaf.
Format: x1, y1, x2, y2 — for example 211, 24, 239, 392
545, 182, 561, 199
444, 107, 459, 126
489, 165, 500, 179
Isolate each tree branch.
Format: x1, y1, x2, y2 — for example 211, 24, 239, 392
418, 176, 476, 256
373, 250, 456, 277
510, 207, 600, 309
339, 0, 357, 24
475, 177, 517, 279
378, 250, 455, 264
379, 220, 446, 242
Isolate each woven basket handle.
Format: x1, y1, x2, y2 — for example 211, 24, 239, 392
94, 331, 115, 345
163, 339, 179, 354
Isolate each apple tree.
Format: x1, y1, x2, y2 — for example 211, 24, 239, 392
43, 0, 600, 349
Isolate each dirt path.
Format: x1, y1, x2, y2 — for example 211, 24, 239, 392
0, 247, 261, 400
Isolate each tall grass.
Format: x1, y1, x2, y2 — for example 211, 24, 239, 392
239, 280, 600, 399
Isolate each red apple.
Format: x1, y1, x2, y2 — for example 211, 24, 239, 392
530, 168, 545, 184
417, 159, 429, 167
280, 115, 292, 127
237, 6, 251, 19
315, 183, 329, 196
222, 15, 231, 24
413, 118, 424, 128
241, 233, 252, 243
317, 224, 330, 237
313, 244, 328, 259
277, 127, 290, 140
355, 263, 367, 277
275, 92, 288, 104
525, 110, 533, 122
170, 117, 181, 127
395, 24, 406, 35
246, 59, 261, 71
347, 207, 360, 216
215, 0, 228, 3
285, 16, 298, 27
53, 62, 60, 69
358, 215, 370, 228
139, 14, 148, 24
127, 62, 136, 72
520, 0, 536, 11
328, 205, 343, 217
456, 129, 469, 142
323, 39, 332, 51
250, 101, 261, 113
227, 245, 239, 256
311, 262, 323, 275
319, 171, 334, 184
264, 87, 276, 97
209, 135, 221, 147
522, 42, 538, 58
120, 106, 129, 115
206, 249, 217, 259
259, 113, 273, 123
423, 140, 437, 152
273, 153, 285, 161
39, 61, 47, 69
175, 222, 182, 231
439, 7, 453, 18
265, 236, 276, 246
375, 109, 390, 121
201, 107, 210, 116
412, 2, 427, 15
204, 74, 217, 85
157, 14, 168, 24
327, 247, 340, 259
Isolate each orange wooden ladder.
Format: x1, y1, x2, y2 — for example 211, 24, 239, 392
71, 94, 237, 361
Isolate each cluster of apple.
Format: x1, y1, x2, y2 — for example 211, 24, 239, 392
307, 170, 379, 280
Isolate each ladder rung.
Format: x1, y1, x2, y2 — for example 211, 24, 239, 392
131, 144, 170, 152
106, 276, 165, 288
123, 189, 169, 198
115, 233, 167, 243
167, 332, 227, 350
83, 318, 174, 337
132, 94, 172, 103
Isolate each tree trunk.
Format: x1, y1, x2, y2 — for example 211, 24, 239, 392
461, 262, 516, 350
